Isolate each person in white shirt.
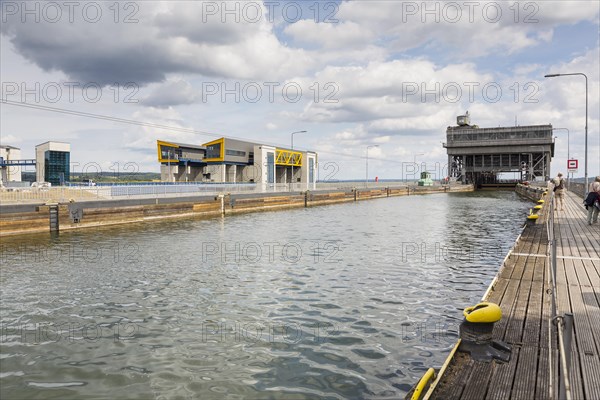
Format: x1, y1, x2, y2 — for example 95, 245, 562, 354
552, 173, 566, 211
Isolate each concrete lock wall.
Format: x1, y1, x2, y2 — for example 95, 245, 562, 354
0, 185, 474, 237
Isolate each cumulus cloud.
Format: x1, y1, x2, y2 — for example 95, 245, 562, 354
141, 79, 199, 108
333, 0, 599, 58
1, 1, 313, 86
296, 59, 490, 128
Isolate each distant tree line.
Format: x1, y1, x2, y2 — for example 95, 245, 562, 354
22, 171, 161, 183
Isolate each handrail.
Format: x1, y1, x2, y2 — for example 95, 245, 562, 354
545, 190, 573, 400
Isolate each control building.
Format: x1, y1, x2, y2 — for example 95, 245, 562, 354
35, 141, 71, 185
444, 112, 554, 186
157, 137, 317, 190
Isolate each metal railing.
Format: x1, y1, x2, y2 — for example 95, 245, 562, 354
1, 180, 465, 204
568, 182, 586, 198
0, 182, 324, 204
546, 191, 574, 400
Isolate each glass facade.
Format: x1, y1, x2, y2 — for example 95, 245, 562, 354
45, 150, 70, 185
160, 146, 180, 160
206, 143, 222, 159
267, 152, 274, 183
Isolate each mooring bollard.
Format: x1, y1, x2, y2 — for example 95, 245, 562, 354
457, 302, 511, 362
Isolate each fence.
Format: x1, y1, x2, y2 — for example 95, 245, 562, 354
568, 182, 586, 198
0, 182, 323, 204
0, 180, 466, 205
0, 186, 105, 204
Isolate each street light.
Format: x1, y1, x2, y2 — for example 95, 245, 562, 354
366, 145, 379, 187
413, 153, 425, 183
290, 130, 307, 191
553, 128, 570, 161
545, 72, 588, 192
291, 130, 307, 149
413, 153, 425, 165
553, 128, 571, 188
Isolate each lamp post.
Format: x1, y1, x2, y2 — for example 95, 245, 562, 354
553, 128, 570, 188
413, 153, 425, 183
545, 72, 588, 192
366, 145, 379, 187
290, 130, 306, 191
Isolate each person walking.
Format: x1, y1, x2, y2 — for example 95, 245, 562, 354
584, 176, 600, 225
552, 173, 566, 211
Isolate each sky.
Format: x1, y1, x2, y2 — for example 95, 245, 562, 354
1, 0, 599, 181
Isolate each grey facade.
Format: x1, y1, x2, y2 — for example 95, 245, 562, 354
444, 115, 553, 185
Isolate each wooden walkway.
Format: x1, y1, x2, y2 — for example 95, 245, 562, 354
428, 191, 600, 399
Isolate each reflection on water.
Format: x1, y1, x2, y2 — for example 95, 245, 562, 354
0, 191, 530, 399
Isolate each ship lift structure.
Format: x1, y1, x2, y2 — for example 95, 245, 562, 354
444, 112, 554, 188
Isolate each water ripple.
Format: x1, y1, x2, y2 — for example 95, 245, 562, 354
0, 191, 530, 399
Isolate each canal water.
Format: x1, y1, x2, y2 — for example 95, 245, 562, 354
1, 191, 531, 399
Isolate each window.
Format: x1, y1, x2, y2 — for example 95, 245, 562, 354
309, 158, 314, 183
44, 150, 70, 185
206, 143, 222, 159
161, 146, 179, 160
267, 152, 274, 183
225, 149, 246, 157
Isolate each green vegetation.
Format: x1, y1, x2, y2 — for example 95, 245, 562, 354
22, 171, 161, 183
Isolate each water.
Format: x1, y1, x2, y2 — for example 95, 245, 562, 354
0, 191, 531, 399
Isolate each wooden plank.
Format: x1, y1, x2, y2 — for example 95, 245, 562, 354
491, 278, 519, 340
505, 278, 532, 344
511, 346, 539, 399
460, 361, 493, 400
535, 347, 552, 400
522, 278, 543, 345
580, 352, 600, 399
569, 348, 586, 400
540, 280, 557, 350
484, 347, 520, 400
582, 285, 600, 356
432, 359, 474, 400
485, 277, 509, 304
568, 282, 600, 399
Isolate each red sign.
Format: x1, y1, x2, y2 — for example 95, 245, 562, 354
567, 159, 578, 172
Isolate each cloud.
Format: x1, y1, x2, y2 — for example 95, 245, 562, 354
0, 2, 313, 86
284, 20, 375, 49
333, 0, 599, 58
296, 59, 490, 128
141, 79, 199, 108
0, 134, 22, 144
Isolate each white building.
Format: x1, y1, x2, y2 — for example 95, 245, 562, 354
0, 145, 23, 185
